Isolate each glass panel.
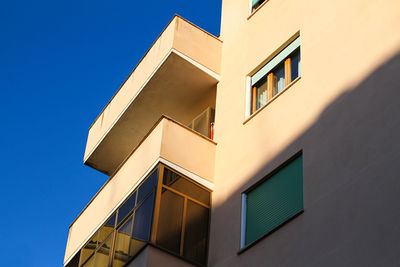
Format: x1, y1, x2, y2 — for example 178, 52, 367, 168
255, 78, 268, 110
81, 254, 94, 267
98, 213, 116, 244
113, 216, 133, 267
95, 234, 113, 267
273, 62, 285, 94
80, 231, 97, 265
156, 189, 184, 255
291, 48, 301, 81
252, 0, 265, 11
245, 155, 303, 246
117, 192, 136, 226
183, 200, 209, 264
132, 193, 154, 241
130, 193, 154, 256
137, 169, 158, 204
163, 168, 210, 205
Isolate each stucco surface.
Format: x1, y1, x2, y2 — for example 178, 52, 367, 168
210, 0, 400, 266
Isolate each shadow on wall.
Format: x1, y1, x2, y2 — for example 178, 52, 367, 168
209, 52, 400, 267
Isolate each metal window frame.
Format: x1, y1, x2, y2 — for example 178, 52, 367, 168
78, 163, 212, 266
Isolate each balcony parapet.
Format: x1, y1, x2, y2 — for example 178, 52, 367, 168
65, 116, 216, 265
84, 15, 222, 175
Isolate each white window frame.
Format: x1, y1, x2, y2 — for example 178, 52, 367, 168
245, 36, 301, 120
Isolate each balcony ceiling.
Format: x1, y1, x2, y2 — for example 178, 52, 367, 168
85, 51, 218, 175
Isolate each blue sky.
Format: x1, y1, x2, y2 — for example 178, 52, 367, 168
0, 1, 221, 266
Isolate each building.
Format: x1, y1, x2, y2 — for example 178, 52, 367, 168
64, 0, 400, 266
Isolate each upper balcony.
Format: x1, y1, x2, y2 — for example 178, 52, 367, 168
84, 15, 222, 175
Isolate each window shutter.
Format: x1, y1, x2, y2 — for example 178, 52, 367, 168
245, 155, 303, 246
252, 37, 300, 86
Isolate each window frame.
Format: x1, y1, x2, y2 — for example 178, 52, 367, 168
239, 152, 304, 252
73, 163, 212, 267
249, 0, 268, 15
245, 36, 301, 120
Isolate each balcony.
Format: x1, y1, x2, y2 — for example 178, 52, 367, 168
84, 15, 222, 175
65, 117, 216, 266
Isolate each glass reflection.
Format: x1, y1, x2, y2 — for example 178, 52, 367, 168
95, 234, 112, 267
76, 164, 210, 267
274, 62, 285, 94
163, 168, 210, 205
156, 189, 184, 254
80, 232, 97, 265
130, 193, 154, 255
81, 254, 94, 267
117, 192, 136, 226
113, 216, 133, 267
137, 169, 158, 204
97, 213, 116, 245
183, 200, 209, 264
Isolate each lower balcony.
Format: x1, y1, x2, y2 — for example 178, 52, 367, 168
65, 117, 215, 267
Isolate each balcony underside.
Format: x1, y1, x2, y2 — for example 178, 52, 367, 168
84, 16, 221, 175
85, 52, 218, 175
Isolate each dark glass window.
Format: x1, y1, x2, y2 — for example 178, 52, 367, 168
183, 200, 209, 264
117, 192, 136, 226
131, 193, 154, 255
156, 189, 185, 254
137, 169, 158, 204
291, 48, 301, 82
132, 193, 154, 241
252, 0, 266, 12
66, 250, 80, 267
163, 168, 210, 205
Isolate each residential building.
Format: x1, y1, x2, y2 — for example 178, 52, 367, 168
64, 0, 400, 266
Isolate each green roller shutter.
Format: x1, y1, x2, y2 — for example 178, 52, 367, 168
245, 155, 303, 246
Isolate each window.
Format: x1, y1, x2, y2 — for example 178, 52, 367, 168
252, 0, 266, 12
70, 164, 211, 267
250, 37, 301, 115
156, 166, 210, 264
241, 154, 303, 249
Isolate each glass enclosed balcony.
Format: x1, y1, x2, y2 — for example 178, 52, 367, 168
67, 164, 211, 267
